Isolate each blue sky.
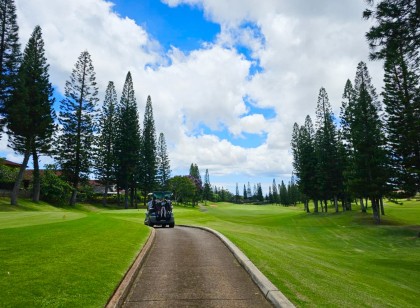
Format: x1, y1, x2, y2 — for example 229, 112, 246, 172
112, 0, 220, 53
108, 0, 273, 152
3, 0, 383, 194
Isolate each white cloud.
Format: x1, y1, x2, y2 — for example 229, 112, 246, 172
141, 45, 251, 134
0, 133, 9, 153
230, 114, 267, 136
4, 0, 385, 188
16, 0, 162, 93
163, 0, 384, 168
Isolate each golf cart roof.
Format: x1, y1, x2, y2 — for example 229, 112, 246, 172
149, 191, 172, 199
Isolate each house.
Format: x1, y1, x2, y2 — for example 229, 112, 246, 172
88, 180, 118, 194
0, 159, 23, 169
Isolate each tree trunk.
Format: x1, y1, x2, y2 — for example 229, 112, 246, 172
70, 189, 77, 206
324, 199, 328, 213
130, 182, 135, 208
341, 199, 346, 212
360, 198, 366, 213
124, 185, 129, 209
380, 196, 385, 215
314, 199, 319, 213
103, 180, 108, 206
334, 195, 338, 212
11, 149, 31, 205
117, 187, 120, 206
371, 197, 381, 224
134, 187, 138, 209
32, 150, 40, 202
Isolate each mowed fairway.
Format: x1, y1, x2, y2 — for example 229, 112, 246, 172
175, 201, 420, 307
1, 198, 418, 307
0, 199, 150, 307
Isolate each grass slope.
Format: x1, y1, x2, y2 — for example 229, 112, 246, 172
0, 199, 149, 307
175, 201, 420, 307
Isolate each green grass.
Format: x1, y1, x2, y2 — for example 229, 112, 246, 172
0, 199, 150, 307
1, 198, 418, 307
175, 200, 420, 307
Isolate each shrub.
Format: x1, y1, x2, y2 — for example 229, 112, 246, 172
77, 183, 95, 202
0, 163, 18, 189
40, 168, 72, 205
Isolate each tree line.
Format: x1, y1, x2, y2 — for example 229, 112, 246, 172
233, 179, 300, 205
291, 0, 419, 224
176, 165, 302, 206
0, 0, 171, 206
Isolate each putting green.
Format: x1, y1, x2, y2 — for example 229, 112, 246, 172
0, 211, 86, 229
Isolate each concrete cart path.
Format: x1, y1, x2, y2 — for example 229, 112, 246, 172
122, 226, 273, 307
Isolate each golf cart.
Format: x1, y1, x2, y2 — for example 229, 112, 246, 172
144, 191, 175, 228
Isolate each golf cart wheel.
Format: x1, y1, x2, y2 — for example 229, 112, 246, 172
169, 223, 175, 228
162, 224, 167, 227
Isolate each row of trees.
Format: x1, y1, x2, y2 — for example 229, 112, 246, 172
234, 178, 300, 205
0, 0, 171, 206
167, 161, 302, 206
291, 0, 419, 224
291, 63, 386, 220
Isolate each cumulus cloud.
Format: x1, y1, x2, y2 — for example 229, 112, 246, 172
161, 0, 384, 181
141, 45, 250, 135
16, 0, 162, 93
4, 0, 384, 188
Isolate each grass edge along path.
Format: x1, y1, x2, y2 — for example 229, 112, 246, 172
174, 200, 420, 308
0, 200, 150, 307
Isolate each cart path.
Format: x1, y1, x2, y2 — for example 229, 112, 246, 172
122, 226, 273, 307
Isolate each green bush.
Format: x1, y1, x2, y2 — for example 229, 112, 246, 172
0, 163, 18, 189
40, 169, 72, 205
77, 183, 95, 202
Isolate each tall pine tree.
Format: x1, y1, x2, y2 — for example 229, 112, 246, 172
139, 95, 157, 201
156, 132, 171, 190
203, 168, 212, 202
55, 51, 99, 206
291, 115, 317, 212
6, 26, 55, 205
189, 163, 203, 204
272, 178, 279, 204
314, 87, 342, 212
340, 79, 357, 211
235, 183, 240, 203
382, 55, 419, 195
364, 0, 420, 195
348, 62, 388, 223
115, 72, 141, 208
94, 81, 117, 205
0, 0, 20, 134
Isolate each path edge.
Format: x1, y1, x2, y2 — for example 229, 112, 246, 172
105, 227, 156, 308
179, 225, 295, 308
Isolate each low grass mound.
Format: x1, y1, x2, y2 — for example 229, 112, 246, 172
0, 199, 150, 307
175, 200, 420, 307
